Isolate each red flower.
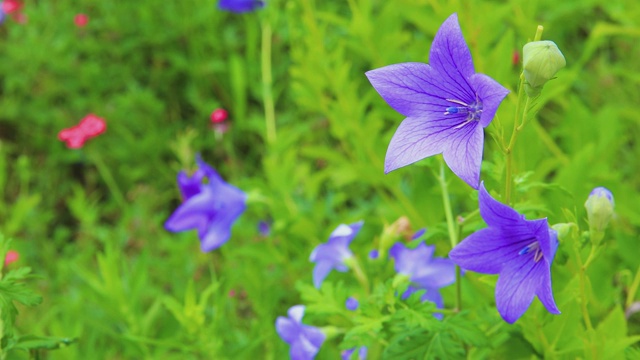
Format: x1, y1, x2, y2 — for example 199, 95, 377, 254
74, 13, 89, 27
4, 250, 19, 266
210, 108, 228, 124
1, 0, 23, 14
58, 114, 107, 149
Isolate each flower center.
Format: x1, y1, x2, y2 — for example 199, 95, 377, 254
518, 241, 544, 262
444, 98, 483, 128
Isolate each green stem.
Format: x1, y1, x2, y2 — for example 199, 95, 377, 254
261, 20, 276, 144
626, 265, 640, 309
436, 158, 462, 311
347, 257, 370, 295
504, 25, 544, 205
88, 150, 126, 208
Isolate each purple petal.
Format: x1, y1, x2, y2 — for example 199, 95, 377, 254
469, 73, 510, 128
164, 188, 214, 235
535, 265, 561, 315
412, 258, 456, 289
366, 63, 464, 118
218, 0, 264, 13
389, 242, 435, 276
478, 182, 526, 227
442, 122, 483, 189
288, 305, 306, 322
312, 261, 334, 289
199, 200, 246, 251
450, 225, 540, 274
276, 317, 299, 344
302, 325, 326, 350
384, 115, 458, 173
428, 13, 475, 98
421, 288, 445, 320
495, 258, 549, 323
177, 170, 204, 200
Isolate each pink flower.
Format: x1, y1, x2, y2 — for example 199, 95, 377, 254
4, 250, 19, 266
74, 13, 89, 27
210, 108, 228, 124
1, 0, 22, 14
58, 114, 107, 149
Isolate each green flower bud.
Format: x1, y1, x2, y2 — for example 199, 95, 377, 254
523, 40, 566, 96
585, 187, 614, 233
551, 222, 577, 242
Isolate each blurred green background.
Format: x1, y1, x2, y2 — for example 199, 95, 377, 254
0, 0, 639, 358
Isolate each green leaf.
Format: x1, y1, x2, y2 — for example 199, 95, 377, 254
12, 335, 77, 351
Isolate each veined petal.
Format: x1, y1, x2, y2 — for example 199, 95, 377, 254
449, 227, 531, 274
442, 122, 483, 189
495, 257, 549, 323
428, 13, 475, 99
470, 73, 510, 128
384, 115, 460, 173
478, 182, 527, 227
535, 264, 561, 315
366, 63, 469, 118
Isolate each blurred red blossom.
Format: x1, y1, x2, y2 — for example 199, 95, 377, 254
74, 13, 88, 27
58, 114, 107, 149
210, 108, 228, 124
4, 250, 19, 266
1, 0, 22, 14
512, 50, 520, 66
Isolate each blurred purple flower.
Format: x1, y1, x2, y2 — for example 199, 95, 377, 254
165, 156, 246, 252
309, 221, 363, 289
276, 305, 325, 360
368, 249, 379, 259
365, 13, 509, 189
342, 346, 367, 360
218, 0, 264, 13
258, 220, 271, 236
390, 242, 456, 319
449, 182, 561, 323
0, 8, 5, 24
346, 297, 359, 311
411, 228, 426, 240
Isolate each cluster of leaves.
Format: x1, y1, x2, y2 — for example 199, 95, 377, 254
0, 0, 638, 358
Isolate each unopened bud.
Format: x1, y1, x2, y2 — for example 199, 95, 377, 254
523, 40, 566, 96
585, 187, 614, 233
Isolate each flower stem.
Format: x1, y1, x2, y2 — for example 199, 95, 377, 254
348, 257, 370, 295
626, 265, 640, 309
261, 20, 276, 144
87, 149, 126, 208
504, 25, 544, 205
437, 158, 462, 311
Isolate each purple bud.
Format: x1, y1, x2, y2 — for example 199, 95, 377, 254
346, 297, 359, 311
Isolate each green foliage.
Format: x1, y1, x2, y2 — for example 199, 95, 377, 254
0, 0, 639, 358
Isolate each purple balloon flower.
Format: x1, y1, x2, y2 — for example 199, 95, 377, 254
218, 0, 264, 13
365, 13, 509, 189
449, 182, 561, 323
164, 156, 246, 252
342, 346, 367, 360
309, 221, 363, 289
345, 297, 359, 311
276, 305, 326, 360
389, 242, 456, 319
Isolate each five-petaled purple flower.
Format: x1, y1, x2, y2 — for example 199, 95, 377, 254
366, 13, 509, 189
309, 221, 363, 289
218, 0, 264, 13
165, 156, 246, 252
389, 242, 456, 319
276, 305, 326, 360
448, 182, 561, 323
